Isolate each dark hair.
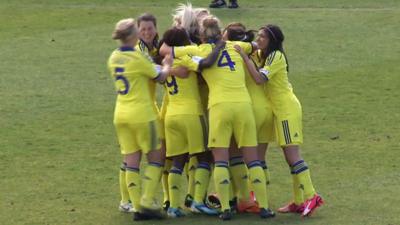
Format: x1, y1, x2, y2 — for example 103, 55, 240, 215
137, 13, 159, 47
161, 27, 191, 47
224, 22, 255, 43
228, 29, 255, 42
260, 24, 288, 71
137, 13, 157, 27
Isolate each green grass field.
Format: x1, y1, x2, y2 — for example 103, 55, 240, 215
1, 0, 399, 224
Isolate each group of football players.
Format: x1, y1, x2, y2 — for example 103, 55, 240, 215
107, 3, 324, 221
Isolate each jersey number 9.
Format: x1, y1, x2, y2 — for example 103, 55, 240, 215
166, 76, 179, 95
114, 67, 129, 95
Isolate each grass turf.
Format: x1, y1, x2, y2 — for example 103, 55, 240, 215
0, 0, 399, 224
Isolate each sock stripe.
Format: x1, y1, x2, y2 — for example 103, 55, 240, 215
170, 168, 183, 174
247, 160, 262, 169
126, 167, 140, 172
231, 162, 245, 167
291, 160, 309, 174
149, 162, 164, 167
197, 162, 211, 170
293, 166, 309, 174
229, 156, 244, 165
215, 161, 229, 168
291, 160, 305, 167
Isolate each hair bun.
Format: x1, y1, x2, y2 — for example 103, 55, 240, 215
202, 15, 219, 28
112, 18, 136, 40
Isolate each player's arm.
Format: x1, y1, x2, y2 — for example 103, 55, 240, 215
198, 41, 226, 71
141, 54, 173, 83
159, 42, 201, 58
177, 41, 225, 73
235, 41, 258, 55
170, 66, 190, 78
234, 45, 269, 84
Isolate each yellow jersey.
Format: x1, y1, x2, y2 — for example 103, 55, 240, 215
259, 50, 299, 115
107, 46, 161, 123
136, 39, 159, 113
173, 41, 253, 108
165, 55, 203, 116
137, 39, 158, 57
246, 50, 269, 108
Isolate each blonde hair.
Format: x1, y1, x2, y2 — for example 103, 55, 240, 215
112, 18, 137, 41
172, 3, 210, 43
200, 15, 222, 42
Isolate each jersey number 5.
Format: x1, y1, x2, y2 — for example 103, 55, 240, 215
114, 67, 129, 95
166, 76, 178, 95
217, 50, 236, 71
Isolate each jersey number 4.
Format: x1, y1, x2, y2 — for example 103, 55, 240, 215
217, 50, 236, 71
114, 67, 129, 95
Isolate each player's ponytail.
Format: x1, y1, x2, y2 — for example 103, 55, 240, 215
112, 18, 137, 42
200, 15, 222, 43
260, 24, 289, 71
224, 22, 255, 43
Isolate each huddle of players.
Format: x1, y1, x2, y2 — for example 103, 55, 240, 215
107, 3, 324, 221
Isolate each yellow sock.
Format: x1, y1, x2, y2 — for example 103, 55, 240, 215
187, 157, 198, 197
292, 174, 304, 205
261, 161, 271, 186
214, 161, 230, 211
291, 160, 316, 200
248, 161, 269, 209
168, 167, 183, 208
230, 157, 250, 201
119, 163, 130, 204
141, 162, 163, 209
229, 177, 234, 201
125, 167, 141, 210
194, 162, 211, 203
162, 159, 172, 203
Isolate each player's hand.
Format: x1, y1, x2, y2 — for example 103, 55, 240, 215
171, 66, 189, 78
233, 45, 246, 58
215, 40, 226, 50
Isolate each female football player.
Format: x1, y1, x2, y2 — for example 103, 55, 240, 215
108, 18, 175, 220
160, 16, 274, 220
160, 27, 224, 218
171, 4, 215, 212
222, 22, 275, 214
136, 13, 173, 210
235, 24, 324, 217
